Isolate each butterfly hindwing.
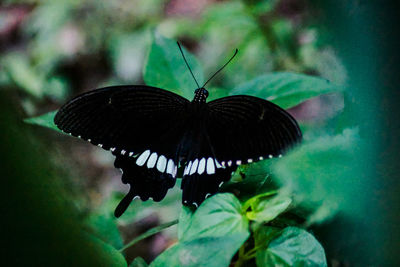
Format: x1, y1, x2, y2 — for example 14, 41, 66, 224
114, 155, 176, 217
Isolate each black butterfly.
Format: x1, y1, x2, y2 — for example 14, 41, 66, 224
54, 43, 302, 217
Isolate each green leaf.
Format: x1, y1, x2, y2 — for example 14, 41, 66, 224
130, 257, 149, 267
179, 193, 249, 241
1, 53, 45, 98
220, 160, 278, 202
178, 206, 195, 240
245, 193, 292, 223
143, 33, 204, 99
85, 213, 124, 249
24, 110, 62, 133
270, 129, 364, 224
85, 232, 128, 267
120, 219, 178, 252
255, 227, 327, 267
231, 72, 344, 109
150, 234, 248, 267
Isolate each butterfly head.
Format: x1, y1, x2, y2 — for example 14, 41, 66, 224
193, 87, 209, 103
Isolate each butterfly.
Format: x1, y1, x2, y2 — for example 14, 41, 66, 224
54, 43, 302, 217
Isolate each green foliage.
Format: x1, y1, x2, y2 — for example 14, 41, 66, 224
129, 257, 149, 267
244, 192, 292, 223
84, 232, 128, 267
232, 72, 343, 109
270, 129, 363, 224
24, 110, 61, 132
254, 227, 327, 267
144, 33, 204, 99
150, 234, 249, 267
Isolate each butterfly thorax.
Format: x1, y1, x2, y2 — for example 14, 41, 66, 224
192, 88, 209, 103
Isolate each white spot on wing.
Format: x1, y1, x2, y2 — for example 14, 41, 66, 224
166, 159, 174, 175
157, 155, 167, 172
184, 161, 192, 176
121, 150, 126, 155
193, 202, 198, 208
205, 193, 211, 198
111, 147, 116, 152
136, 150, 150, 166
215, 160, 222, 168
269, 155, 273, 159
129, 152, 134, 157
206, 158, 215, 174
190, 159, 199, 175
198, 158, 206, 174
247, 159, 253, 163
259, 156, 264, 160
147, 152, 158, 168
227, 160, 232, 167
278, 154, 282, 158
98, 144, 103, 148
236, 160, 242, 165
219, 182, 224, 187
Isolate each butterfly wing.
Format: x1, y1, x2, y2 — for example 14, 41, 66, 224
55, 85, 190, 217
113, 154, 176, 217
207, 95, 302, 165
180, 95, 301, 207
55, 85, 190, 171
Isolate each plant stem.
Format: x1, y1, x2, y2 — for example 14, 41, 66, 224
118, 219, 178, 252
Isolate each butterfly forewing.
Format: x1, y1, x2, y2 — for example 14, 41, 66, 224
207, 95, 302, 165
55, 85, 190, 159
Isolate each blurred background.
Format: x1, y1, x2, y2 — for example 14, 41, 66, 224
1, 0, 399, 266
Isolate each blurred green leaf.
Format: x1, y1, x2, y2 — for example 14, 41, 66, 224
179, 193, 250, 241
255, 227, 327, 267
143, 33, 204, 99
231, 72, 344, 109
130, 257, 149, 267
1, 53, 45, 98
150, 234, 249, 267
24, 111, 62, 133
270, 129, 363, 224
120, 219, 178, 252
245, 193, 292, 223
85, 214, 123, 249
85, 232, 128, 267
109, 30, 151, 82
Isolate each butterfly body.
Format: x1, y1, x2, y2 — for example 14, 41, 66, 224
55, 83, 301, 217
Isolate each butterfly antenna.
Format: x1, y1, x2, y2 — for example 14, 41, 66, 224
202, 48, 238, 88
177, 42, 200, 88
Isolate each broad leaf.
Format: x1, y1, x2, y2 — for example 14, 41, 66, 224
255, 227, 327, 267
245, 193, 292, 223
24, 110, 62, 133
143, 33, 204, 99
85, 213, 124, 249
150, 234, 248, 267
178, 206, 195, 240
179, 193, 249, 241
221, 160, 278, 202
231, 72, 343, 109
85, 232, 128, 267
